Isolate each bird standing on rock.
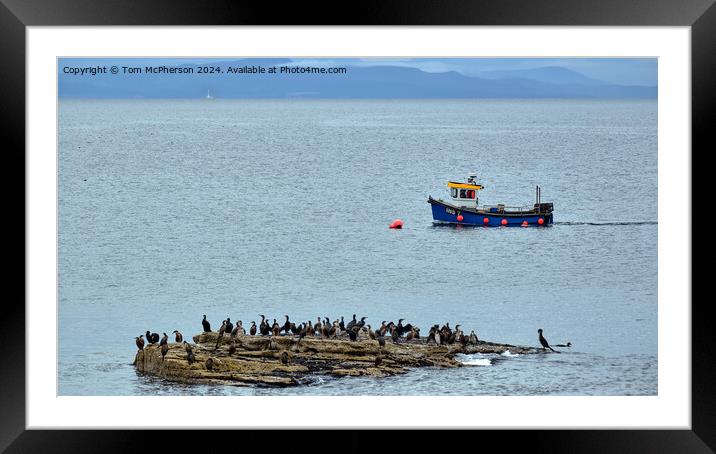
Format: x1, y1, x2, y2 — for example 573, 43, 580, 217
161, 343, 169, 361
346, 314, 357, 331
367, 325, 376, 340
205, 357, 214, 371
135, 335, 145, 350
184, 341, 195, 364
391, 329, 399, 344
202, 315, 211, 333
378, 321, 388, 337
146, 331, 160, 344
249, 321, 257, 336
348, 326, 360, 341
173, 330, 183, 343
313, 317, 322, 335
298, 323, 309, 341
215, 320, 227, 350
225, 318, 233, 334
259, 315, 269, 335
160, 333, 169, 346
538, 329, 558, 352
377, 336, 386, 348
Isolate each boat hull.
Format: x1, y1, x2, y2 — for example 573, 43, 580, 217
429, 197, 553, 226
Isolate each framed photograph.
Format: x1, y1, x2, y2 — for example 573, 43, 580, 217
8, 0, 709, 450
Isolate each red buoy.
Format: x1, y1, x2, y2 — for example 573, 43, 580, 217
483, 217, 489, 225
389, 219, 404, 229
521, 221, 528, 226
501, 219, 508, 226
538, 218, 544, 225
457, 214, 464, 222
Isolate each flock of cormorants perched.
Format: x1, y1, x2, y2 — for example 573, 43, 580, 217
135, 313, 570, 359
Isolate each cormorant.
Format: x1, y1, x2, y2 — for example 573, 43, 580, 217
202, 315, 211, 333
225, 318, 233, 334
346, 314, 357, 331
313, 317, 322, 335
249, 321, 257, 336
298, 323, 308, 340
348, 326, 360, 341
331, 321, 340, 338
469, 330, 478, 345
405, 329, 415, 342
391, 329, 399, 344
459, 333, 468, 347
282, 315, 291, 335
280, 351, 290, 365
356, 317, 367, 329
230, 323, 240, 338
161, 343, 169, 361
173, 330, 183, 343
367, 325, 376, 340
259, 315, 269, 335
555, 342, 572, 348
374, 354, 382, 367
339, 316, 345, 332
159, 333, 168, 346
538, 329, 558, 352
272, 320, 280, 337
183, 341, 192, 354
205, 357, 214, 371
135, 335, 145, 350
215, 320, 227, 350
146, 331, 160, 344
236, 321, 245, 335
378, 321, 388, 337
377, 336, 386, 348
396, 319, 405, 336
306, 322, 314, 336
187, 350, 196, 364
290, 323, 299, 335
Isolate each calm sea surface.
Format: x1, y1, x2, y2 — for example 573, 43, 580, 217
58, 99, 657, 395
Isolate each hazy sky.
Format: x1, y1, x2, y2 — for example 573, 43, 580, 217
68, 57, 656, 86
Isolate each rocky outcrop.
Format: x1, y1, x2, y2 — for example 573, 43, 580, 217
133, 332, 536, 387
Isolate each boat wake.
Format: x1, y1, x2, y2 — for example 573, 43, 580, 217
555, 221, 657, 226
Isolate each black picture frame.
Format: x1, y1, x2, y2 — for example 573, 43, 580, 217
4, 0, 709, 451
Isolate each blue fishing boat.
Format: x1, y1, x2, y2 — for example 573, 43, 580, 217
428, 173, 554, 226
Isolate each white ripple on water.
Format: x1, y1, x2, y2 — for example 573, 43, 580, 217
456, 353, 494, 366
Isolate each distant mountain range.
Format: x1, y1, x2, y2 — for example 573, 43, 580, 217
58, 59, 657, 99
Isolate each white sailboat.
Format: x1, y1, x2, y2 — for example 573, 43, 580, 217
206, 89, 213, 99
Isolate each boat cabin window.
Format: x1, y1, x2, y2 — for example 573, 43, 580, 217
458, 189, 475, 199
451, 188, 458, 198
